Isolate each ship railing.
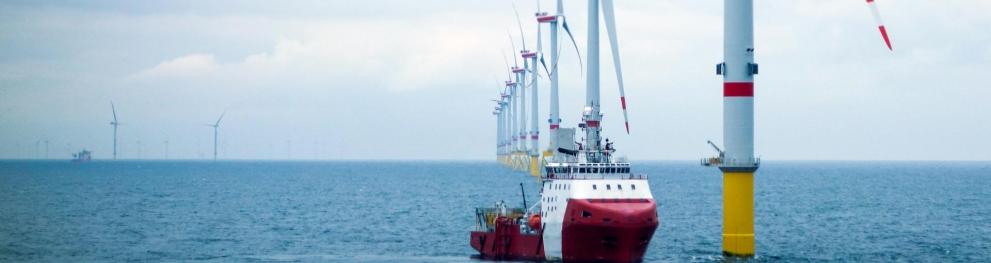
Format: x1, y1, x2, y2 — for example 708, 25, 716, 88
542, 173, 647, 180
700, 157, 760, 167
474, 207, 525, 231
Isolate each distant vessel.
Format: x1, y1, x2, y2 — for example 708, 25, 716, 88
71, 150, 92, 163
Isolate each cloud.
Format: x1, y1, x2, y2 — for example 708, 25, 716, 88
132, 53, 219, 79
3, 0, 991, 160
127, 12, 506, 94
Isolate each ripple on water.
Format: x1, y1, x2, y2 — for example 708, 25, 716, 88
0, 161, 989, 262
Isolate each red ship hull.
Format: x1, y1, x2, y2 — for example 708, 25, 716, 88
471, 199, 658, 262
561, 199, 658, 262
470, 217, 545, 261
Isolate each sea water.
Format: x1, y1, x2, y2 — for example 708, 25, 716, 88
0, 160, 988, 262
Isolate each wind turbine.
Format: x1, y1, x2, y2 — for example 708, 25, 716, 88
110, 102, 122, 160
536, 0, 582, 159
579, 0, 632, 158
706, 0, 895, 257
205, 112, 225, 161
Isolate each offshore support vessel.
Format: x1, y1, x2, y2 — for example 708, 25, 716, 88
472, 1, 657, 261
471, 130, 658, 261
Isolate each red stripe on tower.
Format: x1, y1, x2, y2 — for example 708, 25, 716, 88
586, 120, 600, 128
724, 82, 754, 97
549, 124, 559, 130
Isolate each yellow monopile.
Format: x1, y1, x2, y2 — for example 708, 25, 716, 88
723, 171, 754, 256
529, 156, 540, 177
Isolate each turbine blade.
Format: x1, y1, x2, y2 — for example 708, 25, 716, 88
539, 55, 552, 78
508, 30, 519, 67
215, 112, 226, 126
602, 0, 630, 134
561, 17, 584, 76
502, 49, 513, 79
866, 0, 893, 51
513, 2, 527, 50
110, 101, 118, 122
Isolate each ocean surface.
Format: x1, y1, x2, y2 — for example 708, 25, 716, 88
0, 160, 989, 262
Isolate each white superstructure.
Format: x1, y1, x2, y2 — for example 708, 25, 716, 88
539, 162, 653, 259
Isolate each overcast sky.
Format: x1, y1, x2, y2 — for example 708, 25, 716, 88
1, 0, 989, 161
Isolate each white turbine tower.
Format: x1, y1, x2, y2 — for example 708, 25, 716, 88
206, 112, 225, 161
537, 0, 582, 160
705, 0, 895, 257
109, 102, 122, 160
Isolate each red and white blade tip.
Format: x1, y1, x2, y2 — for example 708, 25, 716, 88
620, 96, 629, 134
866, 0, 893, 51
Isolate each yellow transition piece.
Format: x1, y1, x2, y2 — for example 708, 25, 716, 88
529, 156, 540, 177
723, 171, 754, 256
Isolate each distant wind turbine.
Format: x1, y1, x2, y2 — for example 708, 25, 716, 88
205, 112, 225, 161
110, 102, 122, 160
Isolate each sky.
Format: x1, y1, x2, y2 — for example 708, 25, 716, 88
1, 0, 989, 161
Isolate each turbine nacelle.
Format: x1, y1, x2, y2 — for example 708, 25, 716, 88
535, 12, 554, 22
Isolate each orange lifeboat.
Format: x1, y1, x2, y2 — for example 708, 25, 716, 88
528, 214, 541, 230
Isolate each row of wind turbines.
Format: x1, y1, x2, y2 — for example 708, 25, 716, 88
491, 0, 894, 257
109, 101, 224, 160
494, 0, 629, 175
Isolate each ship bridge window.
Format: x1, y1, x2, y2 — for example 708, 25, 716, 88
617, 184, 622, 190
592, 184, 597, 190
631, 184, 636, 190
606, 184, 611, 190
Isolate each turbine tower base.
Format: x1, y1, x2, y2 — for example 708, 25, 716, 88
528, 156, 540, 177
722, 171, 754, 257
